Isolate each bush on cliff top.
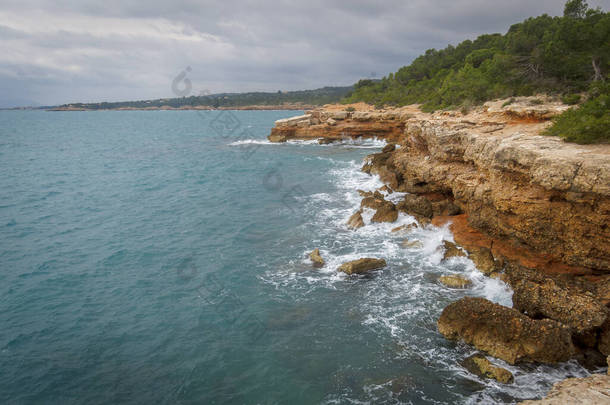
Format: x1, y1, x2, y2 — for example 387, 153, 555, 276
545, 81, 610, 144
343, 0, 609, 116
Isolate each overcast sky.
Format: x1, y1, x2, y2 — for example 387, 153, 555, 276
1, 0, 608, 107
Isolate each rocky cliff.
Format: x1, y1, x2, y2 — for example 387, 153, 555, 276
269, 97, 610, 376
269, 97, 610, 277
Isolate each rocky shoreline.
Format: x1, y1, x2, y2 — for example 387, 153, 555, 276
269, 97, 610, 401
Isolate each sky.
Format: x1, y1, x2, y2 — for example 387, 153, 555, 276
0, 0, 608, 107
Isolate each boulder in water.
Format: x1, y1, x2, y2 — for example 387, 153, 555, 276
346, 210, 365, 229
309, 249, 325, 268
338, 258, 386, 275
462, 354, 514, 384
438, 297, 575, 364
439, 275, 472, 289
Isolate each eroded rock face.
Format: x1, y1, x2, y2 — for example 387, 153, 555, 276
309, 249, 325, 268
397, 194, 433, 218
519, 374, 610, 404
268, 101, 610, 275
462, 354, 514, 384
338, 258, 387, 275
438, 297, 574, 364
512, 278, 608, 334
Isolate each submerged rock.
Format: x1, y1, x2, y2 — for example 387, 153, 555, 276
346, 210, 365, 229
512, 278, 608, 335
519, 374, 610, 404
439, 275, 472, 289
442, 240, 466, 260
309, 249, 325, 268
462, 354, 514, 384
338, 258, 386, 275
438, 297, 575, 364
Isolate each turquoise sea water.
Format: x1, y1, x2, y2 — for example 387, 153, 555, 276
0, 110, 594, 404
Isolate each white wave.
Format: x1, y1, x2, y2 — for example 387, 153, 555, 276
227, 139, 273, 145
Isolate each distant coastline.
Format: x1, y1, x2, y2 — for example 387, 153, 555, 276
45, 104, 314, 111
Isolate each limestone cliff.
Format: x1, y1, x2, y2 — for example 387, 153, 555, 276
268, 97, 610, 276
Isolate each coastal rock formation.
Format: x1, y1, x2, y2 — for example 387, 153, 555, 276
338, 258, 387, 275
438, 297, 574, 364
462, 354, 514, 384
346, 210, 365, 229
309, 249, 325, 268
438, 275, 472, 289
519, 374, 610, 404
269, 100, 609, 275
512, 278, 608, 334
361, 193, 398, 223
442, 240, 467, 260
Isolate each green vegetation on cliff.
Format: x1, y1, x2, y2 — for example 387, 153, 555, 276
545, 81, 609, 143
343, 0, 609, 112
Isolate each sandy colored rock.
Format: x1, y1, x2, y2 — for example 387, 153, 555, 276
371, 202, 398, 223
442, 240, 466, 260
439, 275, 472, 289
269, 102, 610, 274
346, 210, 365, 229
309, 249, 325, 268
512, 278, 608, 334
519, 374, 610, 404
462, 354, 514, 384
396, 194, 433, 218
468, 247, 499, 275
338, 258, 386, 275
438, 297, 575, 364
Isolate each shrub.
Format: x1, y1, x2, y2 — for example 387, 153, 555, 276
545, 82, 609, 144
345, 106, 356, 112
561, 94, 581, 105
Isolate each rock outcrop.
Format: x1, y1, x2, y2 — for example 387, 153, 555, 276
462, 354, 514, 384
346, 210, 365, 229
438, 297, 575, 364
439, 275, 472, 289
519, 374, 610, 404
338, 258, 387, 275
442, 240, 467, 260
269, 100, 609, 276
512, 278, 608, 334
309, 249, 325, 268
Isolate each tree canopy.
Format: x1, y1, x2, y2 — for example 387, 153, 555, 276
343, 1, 609, 112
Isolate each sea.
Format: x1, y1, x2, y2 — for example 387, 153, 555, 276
0, 110, 595, 404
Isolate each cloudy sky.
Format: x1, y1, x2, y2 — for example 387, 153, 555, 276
1, 0, 608, 107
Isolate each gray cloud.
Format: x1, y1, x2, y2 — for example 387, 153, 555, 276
0, 0, 608, 107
